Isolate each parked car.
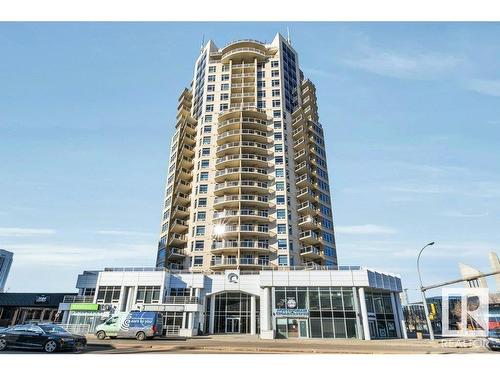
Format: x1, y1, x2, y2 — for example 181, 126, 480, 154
0, 323, 87, 353
487, 329, 500, 351
95, 311, 163, 341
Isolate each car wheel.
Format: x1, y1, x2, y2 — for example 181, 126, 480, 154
0, 338, 7, 351
43, 340, 58, 353
136, 331, 146, 341
96, 331, 107, 340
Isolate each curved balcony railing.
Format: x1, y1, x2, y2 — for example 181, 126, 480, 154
214, 180, 269, 192
218, 116, 268, 128
217, 129, 269, 141
214, 195, 269, 205
212, 240, 270, 250
216, 141, 269, 154
215, 153, 269, 166
213, 209, 269, 220
215, 167, 269, 180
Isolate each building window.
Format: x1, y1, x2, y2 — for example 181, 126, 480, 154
206, 94, 214, 102
220, 93, 229, 101
271, 60, 279, 67
257, 101, 265, 109
271, 70, 279, 77
277, 209, 286, 219
208, 66, 216, 73
200, 159, 210, 168
202, 136, 211, 145
221, 83, 229, 90
257, 71, 265, 78
272, 80, 280, 87
198, 198, 207, 207
276, 195, 285, 205
208, 75, 215, 82
275, 144, 283, 152
272, 100, 281, 107
136, 286, 161, 304
205, 104, 214, 112
203, 125, 212, 133
207, 84, 215, 92
96, 286, 121, 303
277, 224, 287, 234
220, 103, 228, 111
278, 255, 288, 266
197, 211, 206, 221
199, 185, 208, 194
221, 74, 230, 81
276, 181, 285, 191
196, 226, 206, 236
201, 148, 210, 156
194, 240, 204, 251
193, 256, 204, 267
273, 110, 281, 118
275, 168, 284, 178
257, 90, 266, 98
205, 115, 213, 122
272, 89, 280, 96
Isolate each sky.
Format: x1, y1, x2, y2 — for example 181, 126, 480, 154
1, 22, 499, 301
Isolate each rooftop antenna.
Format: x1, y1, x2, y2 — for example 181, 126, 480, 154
287, 27, 291, 44
200, 34, 205, 53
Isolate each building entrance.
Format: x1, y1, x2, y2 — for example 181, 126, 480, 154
225, 317, 240, 333
208, 292, 259, 334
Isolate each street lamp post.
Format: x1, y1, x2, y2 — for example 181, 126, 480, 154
417, 241, 435, 341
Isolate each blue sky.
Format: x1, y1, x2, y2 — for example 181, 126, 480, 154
1, 22, 499, 300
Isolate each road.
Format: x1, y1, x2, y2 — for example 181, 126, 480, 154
1, 335, 496, 354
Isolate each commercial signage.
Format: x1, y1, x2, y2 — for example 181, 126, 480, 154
275, 308, 310, 318
34, 295, 49, 304
70, 303, 99, 311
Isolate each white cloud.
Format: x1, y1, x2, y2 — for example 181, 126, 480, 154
335, 224, 397, 235
342, 48, 461, 80
437, 211, 489, 218
5, 242, 153, 267
94, 230, 154, 236
465, 79, 500, 97
0, 227, 56, 237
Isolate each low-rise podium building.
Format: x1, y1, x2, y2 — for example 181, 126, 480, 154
59, 266, 404, 340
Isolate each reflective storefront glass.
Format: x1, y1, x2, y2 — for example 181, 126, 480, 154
210, 292, 260, 334
364, 292, 397, 338
274, 287, 358, 339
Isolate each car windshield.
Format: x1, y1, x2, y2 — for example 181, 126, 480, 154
39, 325, 69, 334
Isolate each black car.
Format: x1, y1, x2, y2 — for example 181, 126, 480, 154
0, 323, 87, 353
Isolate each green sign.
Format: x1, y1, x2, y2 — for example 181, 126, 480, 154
70, 303, 99, 311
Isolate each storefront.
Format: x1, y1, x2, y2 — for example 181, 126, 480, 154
274, 287, 358, 339
0, 293, 75, 327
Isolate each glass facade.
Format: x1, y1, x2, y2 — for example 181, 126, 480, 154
208, 292, 260, 334
364, 291, 397, 338
274, 287, 357, 339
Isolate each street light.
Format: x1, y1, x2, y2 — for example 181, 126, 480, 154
417, 241, 435, 340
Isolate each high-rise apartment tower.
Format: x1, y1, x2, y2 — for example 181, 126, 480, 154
156, 34, 337, 272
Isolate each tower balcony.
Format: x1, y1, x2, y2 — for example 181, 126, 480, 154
299, 230, 322, 245
296, 174, 314, 189
298, 216, 320, 230
170, 218, 188, 233
213, 194, 271, 209
175, 179, 192, 193
213, 209, 272, 223
299, 246, 324, 260
168, 247, 188, 259
296, 187, 317, 203
214, 180, 270, 195
171, 205, 190, 219
218, 114, 269, 133
180, 144, 195, 157
178, 167, 193, 181
211, 240, 271, 255
216, 141, 270, 157
294, 149, 307, 163
217, 129, 270, 145
173, 191, 190, 206
214, 167, 270, 182
215, 153, 270, 169
178, 155, 193, 169
221, 41, 267, 63
297, 201, 318, 216
212, 224, 271, 239
168, 233, 188, 247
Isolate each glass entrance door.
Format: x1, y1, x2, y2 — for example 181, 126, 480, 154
226, 317, 240, 334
